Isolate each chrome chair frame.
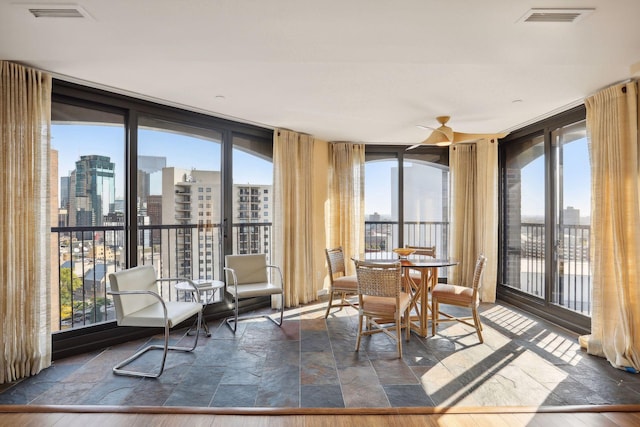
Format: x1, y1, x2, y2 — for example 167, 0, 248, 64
107, 266, 203, 378
224, 254, 285, 333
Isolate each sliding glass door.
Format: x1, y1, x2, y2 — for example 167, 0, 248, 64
503, 134, 546, 298
500, 108, 590, 331
552, 121, 590, 314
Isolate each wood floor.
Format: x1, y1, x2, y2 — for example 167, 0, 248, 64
2, 404, 640, 426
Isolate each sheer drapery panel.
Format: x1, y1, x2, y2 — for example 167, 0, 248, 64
0, 61, 52, 383
449, 144, 477, 286
328, 142, 365, 275
449, 139, 499, 301
273, 129, 317, 306
581, 80, 640, 372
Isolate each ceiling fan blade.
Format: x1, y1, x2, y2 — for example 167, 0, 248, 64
452, 131, 510, 143
421, 127, 453, 145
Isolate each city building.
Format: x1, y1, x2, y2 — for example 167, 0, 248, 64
67, 155, 116, 228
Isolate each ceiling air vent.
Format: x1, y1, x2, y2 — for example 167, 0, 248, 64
29, 8, 84, 18
15, 3, 93, 19
518, 8, 595, 23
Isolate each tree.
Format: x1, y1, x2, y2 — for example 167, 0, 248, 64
59, 267, 83, 321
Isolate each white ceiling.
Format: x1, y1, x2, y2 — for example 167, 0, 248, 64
2, 0, 640, 145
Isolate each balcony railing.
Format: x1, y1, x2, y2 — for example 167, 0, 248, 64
52, 220, 591, 331
508, 222, 591, 315
364, 221, 449, 258
368, 220, 592, 315
51, 221, 273, 331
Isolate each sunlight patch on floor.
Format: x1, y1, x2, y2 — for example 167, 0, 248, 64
532, 329, 582, 365
481, 305, 539, 336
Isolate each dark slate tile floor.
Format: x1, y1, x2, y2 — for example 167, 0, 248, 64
2, 300, 640, 408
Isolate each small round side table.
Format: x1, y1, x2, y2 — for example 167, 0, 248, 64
175, 279, 225, 337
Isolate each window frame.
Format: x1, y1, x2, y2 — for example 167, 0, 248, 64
50, 79, 273, 359
498, 104, 590, 335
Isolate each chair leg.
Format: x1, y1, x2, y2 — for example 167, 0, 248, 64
277, 291, 285, 326
355, 311, 363, 351
324, 290, 334, 318
225, 295, 240, 333
431, 298, 438, 337
325, 290, 357, 318
473, 306, 484, 343
395, 312, 402, 358
113, 311, 202, 378
225, 293, 284, 333
405, 307, 411, 342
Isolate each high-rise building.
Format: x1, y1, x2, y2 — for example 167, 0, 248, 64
147, 195, 163, 245
157, 168, 273, 279
233, 185, 272, 254
564, 206, 580, 225
60, 176, 70, 209
138, 155, 167, 207
160, 167, 222, 279
68, 155, 116, 227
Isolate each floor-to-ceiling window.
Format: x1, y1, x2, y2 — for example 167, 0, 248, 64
50, 81, 272, 359
403, 151, 449, 256
51, 101, 126, 331
137, 116, 224, 303
364, 146, 449, 263
499, 106, 591, 333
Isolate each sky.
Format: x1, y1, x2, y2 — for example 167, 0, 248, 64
53, 124, 591, 219
520, 137, 591, 218
365, 160, 445, 220
365, 137, 591, 220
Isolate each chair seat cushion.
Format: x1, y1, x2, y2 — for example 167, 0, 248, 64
333, 274, 358, 291
119, 301, 202, 328
431, 283, 474, 305
227, 282, 283, 298
362, 291, 412, 315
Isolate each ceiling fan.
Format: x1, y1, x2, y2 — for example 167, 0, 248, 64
407, 116, 509, 150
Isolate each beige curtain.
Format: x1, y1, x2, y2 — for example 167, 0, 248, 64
273, 129, 316, 307
580, 80, 640, 372
449, 139, 499, 301
475, 139, 499, 302
327, 142, 365, 274
449, 144, 477, 286
0, 61, 52, 383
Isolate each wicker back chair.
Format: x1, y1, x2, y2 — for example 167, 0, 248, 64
354, 260, 412, 358
405, 245, 437, 288
431, 254, 487, 343
324, 247, 358, 317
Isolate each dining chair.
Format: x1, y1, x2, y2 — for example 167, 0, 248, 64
354, 260, 412, 358
324, 246, 358, 318
406, 245, 436, 287
107, 265, 203, 378
431, 254, 487, 343
224, 253, 284, 333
